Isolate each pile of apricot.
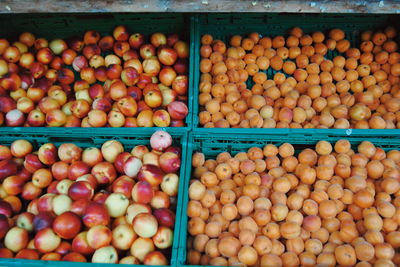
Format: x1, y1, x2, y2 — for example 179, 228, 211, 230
199, 26, 400, 129
187, 139, 400, 266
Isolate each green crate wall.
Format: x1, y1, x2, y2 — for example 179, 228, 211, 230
0, 13, 194, 132
177, 130, 400, 266
191, 13, 400, 132
0, 128, 188, 267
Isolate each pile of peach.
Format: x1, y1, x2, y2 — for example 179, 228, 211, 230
0, 131, 179, 265
187, 140, 400, 266
198, 26, 400, 129
0, 26, 189, 127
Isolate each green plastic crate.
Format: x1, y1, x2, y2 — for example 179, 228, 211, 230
177, 130, 400, 266
0, 13, 193, 132
0, 128, 188, 267
191, 13, 400, 129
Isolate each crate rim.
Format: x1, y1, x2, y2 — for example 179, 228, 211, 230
0, 127, 190, 135
191, 128, 400, 137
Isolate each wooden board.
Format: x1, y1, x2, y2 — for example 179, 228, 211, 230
0, 0, 399, 14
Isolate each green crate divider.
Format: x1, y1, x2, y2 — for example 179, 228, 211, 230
191, 13, 400, 128
0, 128, 189, 267
0, 13, 193, 131
177, 130, 400, 266
193, 127, 400, 140
0, 127, 190, 146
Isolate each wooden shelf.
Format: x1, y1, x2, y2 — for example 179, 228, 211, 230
0, 0, 399, 14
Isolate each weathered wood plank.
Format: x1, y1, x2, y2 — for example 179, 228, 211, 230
0, 0, 399, 14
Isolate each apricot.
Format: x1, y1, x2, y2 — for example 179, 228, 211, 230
329, 29, 345, 41
270, 55, 283, 70
218, 236, 241, 257
189, 180, 206, 201
260, 253, 282, 267
188, 217, 206, 236
280, 221, 301, 239
319, 200, 337, 219
204, 221, 222, 238
200, 171, 219, 187
238, 245, 258, 266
